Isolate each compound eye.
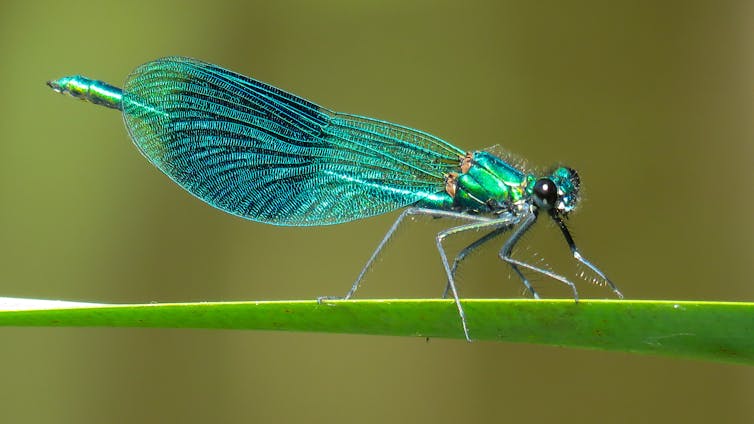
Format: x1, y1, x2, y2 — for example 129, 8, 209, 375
533, 178, 558, 209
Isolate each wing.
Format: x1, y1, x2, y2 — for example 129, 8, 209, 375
121, 56, 464, 226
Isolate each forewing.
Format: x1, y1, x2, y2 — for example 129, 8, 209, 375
121, 56, 464, 226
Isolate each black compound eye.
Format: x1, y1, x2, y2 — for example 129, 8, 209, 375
533, 178, 558, 209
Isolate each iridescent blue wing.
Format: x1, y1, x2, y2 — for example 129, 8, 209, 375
121, 56, 464, 226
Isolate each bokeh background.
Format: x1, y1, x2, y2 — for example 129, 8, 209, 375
1, 1, 753, 422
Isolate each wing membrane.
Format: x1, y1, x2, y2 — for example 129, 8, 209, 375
121, 56, 464, 225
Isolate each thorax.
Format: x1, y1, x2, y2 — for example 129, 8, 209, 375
419, 151, 535, 216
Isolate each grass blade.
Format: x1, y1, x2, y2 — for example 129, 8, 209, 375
0, 298, 751, 365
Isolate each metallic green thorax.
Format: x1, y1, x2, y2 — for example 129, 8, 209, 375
47, 76, 123, 110
418, 151, 581, 216
419, 151, 534, 214
453, 151, 533, 212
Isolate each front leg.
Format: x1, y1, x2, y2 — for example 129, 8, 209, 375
551, 213, 623, 299
499, 211, 580, 301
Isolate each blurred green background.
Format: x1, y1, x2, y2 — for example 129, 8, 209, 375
1, 0, 753, 422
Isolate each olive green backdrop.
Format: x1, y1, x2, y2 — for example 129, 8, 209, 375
1, 1, 752, 422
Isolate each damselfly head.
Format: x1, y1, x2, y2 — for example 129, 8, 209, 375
533, 167, 580, 214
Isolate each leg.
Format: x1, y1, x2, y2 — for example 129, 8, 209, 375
552, 214, 623, 298
441, 225, 511, 299
436, 219, 518, 341
318, 207, 492, 302
500, 212, 580, 300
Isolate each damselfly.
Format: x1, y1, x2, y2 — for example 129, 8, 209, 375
48, 56, 622, 341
